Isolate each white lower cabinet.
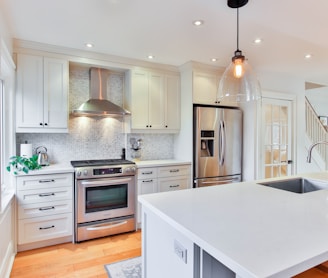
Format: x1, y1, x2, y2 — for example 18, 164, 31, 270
16, 172, 73, 251
18, 213, 72, 245
137, 163, 191, 225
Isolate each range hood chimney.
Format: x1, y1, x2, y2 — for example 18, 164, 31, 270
73, 67, 131, 117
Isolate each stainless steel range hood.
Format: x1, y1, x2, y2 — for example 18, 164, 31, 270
73, 67, 131, 117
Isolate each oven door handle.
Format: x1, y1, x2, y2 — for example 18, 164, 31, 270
86, 220, 128, 231
81, 178, 131, 186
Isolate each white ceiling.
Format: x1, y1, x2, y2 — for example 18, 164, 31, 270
1, 0, 328, 85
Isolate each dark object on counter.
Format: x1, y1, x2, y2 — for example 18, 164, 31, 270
121, 148, 126, 160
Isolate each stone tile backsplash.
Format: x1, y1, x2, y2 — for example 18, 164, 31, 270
16, 65, 174, 164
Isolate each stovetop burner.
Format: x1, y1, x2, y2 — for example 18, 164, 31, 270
70, 159, 135, 168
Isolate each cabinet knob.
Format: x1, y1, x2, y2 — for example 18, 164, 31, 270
44, 123, 48, 126
146, 125, 149, 128
165, 125, 168, 128
39, 123, 43, 126
149, 125, 152, 128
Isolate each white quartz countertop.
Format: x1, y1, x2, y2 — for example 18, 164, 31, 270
134, 159, 191, 168
15, 162, 74, 176
139, 172, 328, 278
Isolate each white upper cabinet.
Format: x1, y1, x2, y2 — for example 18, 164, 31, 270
193, 70, 221, 105
165, 74, 180, 130
126, 69, 180, 132
16, 53, 69, 133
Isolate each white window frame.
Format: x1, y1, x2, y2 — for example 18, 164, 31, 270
0, 39, 16, 210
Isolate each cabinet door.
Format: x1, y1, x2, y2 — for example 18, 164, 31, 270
131, 71, 150, 129
16, 54, 69, 133
148, 72, 165, 129
16, 54, 44, 129
193, 71, 219, 105
43, 57, 68, 129
137, 178, 157, 224
165, 75, 180, 130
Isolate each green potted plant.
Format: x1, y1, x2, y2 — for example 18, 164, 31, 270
6, 155, 42, 175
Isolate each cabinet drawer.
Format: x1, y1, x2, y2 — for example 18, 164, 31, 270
137, 168, 157, 179
157, 165, 190, 178
17, 173, 73, 190
18, 213, 72, 244
17, 186, 72, 205
18, 199, 73, 219
138, 179, 158, 195
158, 176, 189, 192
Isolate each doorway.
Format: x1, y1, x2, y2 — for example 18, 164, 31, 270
260, 97, 294, 178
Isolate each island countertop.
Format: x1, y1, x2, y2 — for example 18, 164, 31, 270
139, 172, 328, 278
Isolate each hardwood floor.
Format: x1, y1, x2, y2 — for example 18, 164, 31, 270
10, 230, 141, 278
9, 229, 328, 278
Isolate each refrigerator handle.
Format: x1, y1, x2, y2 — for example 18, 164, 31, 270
219, 120, 225, 166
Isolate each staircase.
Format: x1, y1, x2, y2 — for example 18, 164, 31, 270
305, 97, 328, 169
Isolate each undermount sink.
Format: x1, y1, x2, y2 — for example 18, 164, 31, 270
257, 178, 328, 194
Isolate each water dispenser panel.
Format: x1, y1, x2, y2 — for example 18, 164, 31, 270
200, 130, 214, 157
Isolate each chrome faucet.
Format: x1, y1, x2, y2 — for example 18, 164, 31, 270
307, 141, 328, 163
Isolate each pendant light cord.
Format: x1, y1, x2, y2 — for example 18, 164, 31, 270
236, 8, 240, 51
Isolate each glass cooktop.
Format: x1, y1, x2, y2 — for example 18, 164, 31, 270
70, 159, 135, 168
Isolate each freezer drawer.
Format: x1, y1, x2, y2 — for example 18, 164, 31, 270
194, 175, 241, 187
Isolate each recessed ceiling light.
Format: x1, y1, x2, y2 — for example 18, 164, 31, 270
85, 43, 94, 48
305, 54, 312, 59
147, 55, 154, 59
253, 38, 262, 44
193, 20, 204, 26
211, 58, 218, 62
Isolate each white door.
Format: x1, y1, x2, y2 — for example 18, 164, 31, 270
261, 97, 293, 178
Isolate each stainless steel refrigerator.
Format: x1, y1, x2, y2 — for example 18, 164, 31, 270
193, 105, 242, 187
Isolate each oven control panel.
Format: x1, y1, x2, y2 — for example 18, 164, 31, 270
75, 165, 136, 179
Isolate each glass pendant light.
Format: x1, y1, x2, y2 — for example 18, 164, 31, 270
218, 2, 261, 103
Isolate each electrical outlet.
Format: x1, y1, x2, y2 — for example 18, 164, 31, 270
174, 240, 187, 264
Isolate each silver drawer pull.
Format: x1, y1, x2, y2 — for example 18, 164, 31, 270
142, 171, 153, 175
39, 225, 55, 230
142, 180, 153, 183
39, 179, 55, 183
39, 206, 55, 211
169, 184, 180, 188
38, 193, 55, 197
169, 169, 179, 173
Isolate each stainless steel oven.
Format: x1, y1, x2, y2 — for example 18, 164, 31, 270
71, 159, 137, 242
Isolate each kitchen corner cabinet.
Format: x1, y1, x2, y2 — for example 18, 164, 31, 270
16, 172, 73, 251
136, 163, 191, 225
16, 53, 69, 133
126, 69, 180, 132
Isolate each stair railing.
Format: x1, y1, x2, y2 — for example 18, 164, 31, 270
305, 97, 328, 168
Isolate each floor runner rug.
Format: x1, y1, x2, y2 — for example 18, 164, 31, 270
105, 256, 141, 278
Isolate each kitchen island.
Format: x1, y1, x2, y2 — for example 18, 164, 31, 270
138, 172, 328, 278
